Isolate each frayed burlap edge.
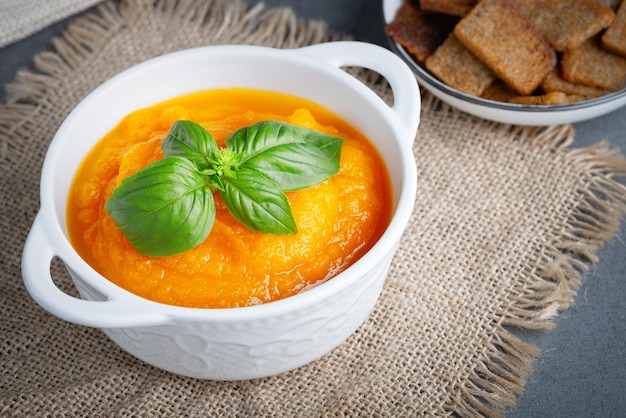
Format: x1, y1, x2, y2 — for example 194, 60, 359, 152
420, 96, 626, 417
0, 0, 333, 158
2, 1, 626, 417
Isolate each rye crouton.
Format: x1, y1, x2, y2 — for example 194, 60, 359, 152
419, 0, 477, 17
514, 0, 615, 51
385, 1, 457, 62
594, 0, 622, 11
602, 0, 626, 57
541, 69, 607, 98
561, 37, 626, 91
454, 0, 556, 95
425, 34, 496, 95
480, 80, 519, 102
508, 91, 588, 105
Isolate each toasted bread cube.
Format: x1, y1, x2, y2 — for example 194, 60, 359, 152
595, 0, 622, 11
419, 0, 477, 17
385, 1, 457, 62
602, 0, 626, 57
480, 80, 519, 102
508, 91, 588, 105
425, 34, 496, 95
454, 0, 556, 95
541, 69, 607, 98
514, 0, 615, 51
562, 37, 626, 91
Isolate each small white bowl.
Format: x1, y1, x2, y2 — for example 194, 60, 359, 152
382, 0, 626, 126
21, 42, 420, 380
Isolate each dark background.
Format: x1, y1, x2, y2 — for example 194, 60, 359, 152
1, 1, 625, 416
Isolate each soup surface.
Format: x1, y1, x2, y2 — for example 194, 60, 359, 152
67, 88, 392, 308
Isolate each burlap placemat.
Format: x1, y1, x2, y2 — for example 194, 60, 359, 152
2, 1, 626, 416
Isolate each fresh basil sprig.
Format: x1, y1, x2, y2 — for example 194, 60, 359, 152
105, 120, 343, 257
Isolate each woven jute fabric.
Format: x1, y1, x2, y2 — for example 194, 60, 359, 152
2, 1, 626, 416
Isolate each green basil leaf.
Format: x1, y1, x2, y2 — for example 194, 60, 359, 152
226, 120, 343, 191
106, 119, 345, 256
220, 167, 297, 235
105, 157, 215, 257
162, 120, 218, 170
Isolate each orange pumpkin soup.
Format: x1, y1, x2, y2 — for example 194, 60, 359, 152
67, 88, 392, 308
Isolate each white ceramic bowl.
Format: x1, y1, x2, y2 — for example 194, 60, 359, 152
21, 42, 420, 380
382, 0, 626, 125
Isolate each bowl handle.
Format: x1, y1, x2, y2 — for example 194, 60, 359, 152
297, 41, 420, 144
21, 212, 169, 328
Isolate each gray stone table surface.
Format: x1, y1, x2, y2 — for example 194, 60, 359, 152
1, 1, 624, 416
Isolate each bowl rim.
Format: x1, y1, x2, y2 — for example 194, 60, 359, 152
34, 43, 419, 323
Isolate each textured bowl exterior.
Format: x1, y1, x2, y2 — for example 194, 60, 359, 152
80, 255, 394, 380
22, 42, 420, 380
